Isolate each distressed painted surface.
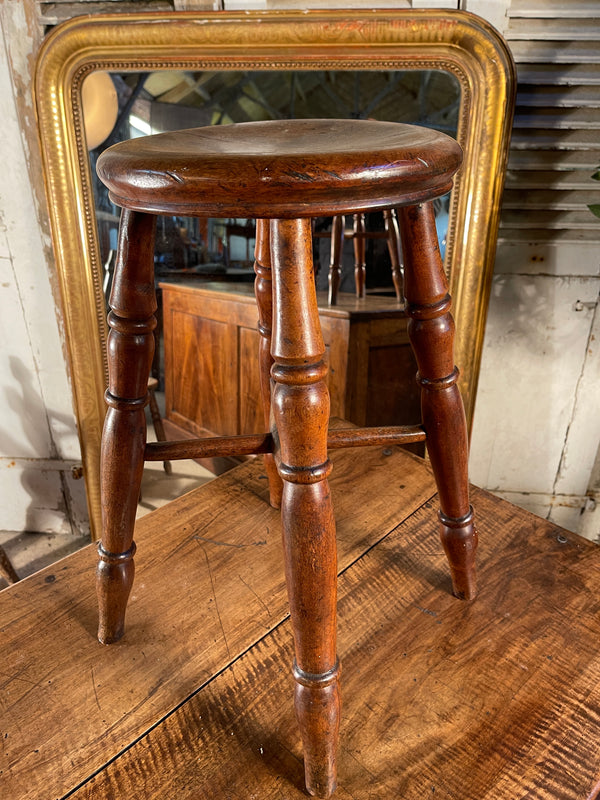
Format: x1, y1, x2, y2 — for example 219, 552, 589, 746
222, 1, 458, 11
470, 273, 599, 494
553, 298, 600, 499
495, 241, 600, 279
470, 234, 600, 537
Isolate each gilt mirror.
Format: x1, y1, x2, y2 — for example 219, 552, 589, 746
34, 9, 515, 539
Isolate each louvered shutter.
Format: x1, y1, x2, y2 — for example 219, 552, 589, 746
500, 0, 600, 245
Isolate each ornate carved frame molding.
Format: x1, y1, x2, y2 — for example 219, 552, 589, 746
34, 9, 515, 539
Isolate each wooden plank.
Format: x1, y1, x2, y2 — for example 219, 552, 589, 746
507, 17, 600, 39
164, 298, 239, 436
0, 444, 437, 800
69, 489, 600, 799
514, 63, 600, 86
505, 169, 600, 190
38, 2, 173, 26
160, 282, 261, 330
509, 0, 600, 18
503, 188, 600, 210
508, 150, 600, 171
509, 40, 600, 64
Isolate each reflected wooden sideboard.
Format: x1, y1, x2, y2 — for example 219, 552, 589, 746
160, 281, 420, 471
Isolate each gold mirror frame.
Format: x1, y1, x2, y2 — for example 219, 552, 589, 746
34, 9, 515, 540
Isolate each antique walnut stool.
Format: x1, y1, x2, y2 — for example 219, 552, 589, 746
96, 119, 477, 798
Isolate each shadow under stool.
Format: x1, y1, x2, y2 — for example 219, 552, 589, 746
96, 118, 477, 798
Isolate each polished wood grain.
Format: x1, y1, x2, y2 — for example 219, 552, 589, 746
0, 438, 436, 800
72, 489, 600, 800
97, 208, 156, 644
96, 118, 467, 795
271, 218, 339, 796
160, 282, 421, 443
238, 326, 265, 436
4, 449, 600, 799
97, 119, 461, 219
144, 424, 427, 463
399, 202, 477, 601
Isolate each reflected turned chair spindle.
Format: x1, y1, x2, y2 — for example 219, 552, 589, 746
328, 208, 403, 305
96, 118, 476, 798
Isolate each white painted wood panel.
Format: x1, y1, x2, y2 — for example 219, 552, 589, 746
469, 271, 600, 498
0, 2, 86, 535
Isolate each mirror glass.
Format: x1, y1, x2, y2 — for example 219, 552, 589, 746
86, 69, 460, 299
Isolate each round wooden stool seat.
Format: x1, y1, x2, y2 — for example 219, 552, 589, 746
97, 119, 461, 218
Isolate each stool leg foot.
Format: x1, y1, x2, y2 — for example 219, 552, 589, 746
439, 507, 477, 601
254, 218, 283, 509
98, 209, 157, 643
271, 218, 340, 797
294, 656, 340, 797
399, 202, 477, 600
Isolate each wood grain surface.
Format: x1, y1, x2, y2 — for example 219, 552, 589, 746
160, 281, 419, 444
3, 441, 600, 799
71, 488, 600, 800
97, 119, 461, 219
0, 441, 436, 800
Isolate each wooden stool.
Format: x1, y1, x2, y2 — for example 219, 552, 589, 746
96, 119, 476, 798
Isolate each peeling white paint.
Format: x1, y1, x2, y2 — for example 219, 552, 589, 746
470, 265, 600, 510
553, 292, 600, 497
0, 5, 83, 535
3, 2, 35, 84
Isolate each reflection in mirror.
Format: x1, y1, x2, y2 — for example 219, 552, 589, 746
85, 69, 460, 302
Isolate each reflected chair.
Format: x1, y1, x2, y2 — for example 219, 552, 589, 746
146, 376, 172, 475
96, 118, 477, 798
327, 209, 403, 305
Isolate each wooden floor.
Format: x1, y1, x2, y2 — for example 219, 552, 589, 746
2, 442, 600, 799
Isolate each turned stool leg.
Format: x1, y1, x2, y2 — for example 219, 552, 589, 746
353, 213, 366, 299
97, 209, 157, 644
271, 218, 340, 798
398, 202, 477, 600
384, 208, 403, 303
328, 215, 344, 306
254, 219, 283, 508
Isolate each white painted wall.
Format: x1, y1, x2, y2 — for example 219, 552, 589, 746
469, 242, 600, 533
0, 2, 88, 535
464, 0, 600, 540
